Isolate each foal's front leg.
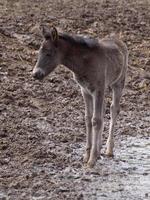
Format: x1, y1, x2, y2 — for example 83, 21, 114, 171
81, 89, 93, 163
87, 90, 104, 167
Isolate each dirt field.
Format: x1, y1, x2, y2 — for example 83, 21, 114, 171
0, 0, 150, 199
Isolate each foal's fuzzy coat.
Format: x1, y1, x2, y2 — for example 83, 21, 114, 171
33, 27, 128, 167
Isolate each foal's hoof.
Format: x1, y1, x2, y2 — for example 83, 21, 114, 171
96, 151, 101, 159
87, 158, 96, 168
83, 149, 90, 163
83, 154, 90, 164
106, 150, 114, 157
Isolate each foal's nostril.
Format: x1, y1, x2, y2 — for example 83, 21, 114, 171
32, 71, 44, 80
32, 72, 37, 79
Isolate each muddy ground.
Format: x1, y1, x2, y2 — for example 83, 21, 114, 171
0, 0, 150, 199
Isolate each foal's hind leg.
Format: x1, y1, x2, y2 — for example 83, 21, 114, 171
81, 89, 93, 163
106, 78, 125, 156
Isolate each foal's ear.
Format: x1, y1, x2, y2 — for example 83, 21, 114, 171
41, 26, 58, 43
41, 26, 51, 40
50, 27, 58, 42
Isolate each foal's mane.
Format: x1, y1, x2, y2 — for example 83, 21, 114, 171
59, 33, 99, 49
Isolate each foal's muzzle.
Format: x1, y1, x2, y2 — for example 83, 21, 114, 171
32, 68, 45, 80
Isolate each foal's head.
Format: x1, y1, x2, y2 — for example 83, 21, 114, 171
32, 27, 60, 80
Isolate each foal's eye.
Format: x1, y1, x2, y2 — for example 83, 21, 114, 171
46, 53, 51, 56
46, 51, 52, 56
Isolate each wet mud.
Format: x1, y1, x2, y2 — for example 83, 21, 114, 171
0, 0, 150, 199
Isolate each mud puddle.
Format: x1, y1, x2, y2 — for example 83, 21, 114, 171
1, 132, 149, 200
51, 136, 150, 200
0, 0, 150, 199
72, 136, 150, 200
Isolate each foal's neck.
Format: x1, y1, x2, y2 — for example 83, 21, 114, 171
58, 37, 86, 75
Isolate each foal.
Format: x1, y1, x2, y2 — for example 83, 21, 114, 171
32, 27, 128, 167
